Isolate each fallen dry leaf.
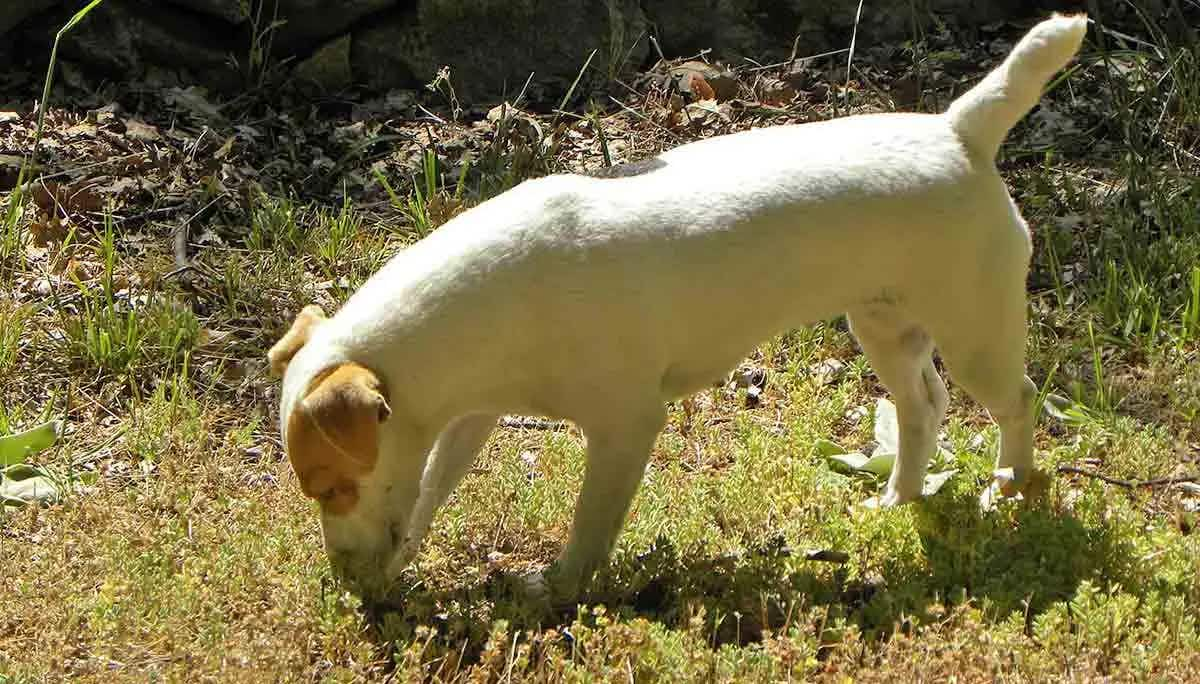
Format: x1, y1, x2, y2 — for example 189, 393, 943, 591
87, 103, 120, 125
759, 78, 798, 107
29, 217, 69, 247
690, 74, 716, 101
213, 136, 236, 160
32, 181, 105, 216
65, 121, 99, 138
124, 118, 161, 142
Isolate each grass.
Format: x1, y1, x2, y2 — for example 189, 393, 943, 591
2, 6, 1200, 682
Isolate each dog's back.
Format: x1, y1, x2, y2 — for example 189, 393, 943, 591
320, 15, 1088, 416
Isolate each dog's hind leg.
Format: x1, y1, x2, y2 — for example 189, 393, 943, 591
390, 412, 499, 573
925, 256, 1037, 507
544, 401, 667, 599
850, 308, 949, 506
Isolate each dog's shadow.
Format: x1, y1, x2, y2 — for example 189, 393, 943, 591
359, 496, 1126, 664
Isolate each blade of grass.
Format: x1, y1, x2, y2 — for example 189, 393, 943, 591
5, 0, 108, 277
30, 0, 109, 172
552, 49, 598, 129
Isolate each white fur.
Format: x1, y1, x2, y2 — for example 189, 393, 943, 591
278, 15, 1087, 598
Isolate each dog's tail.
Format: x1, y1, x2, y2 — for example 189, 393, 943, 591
945, 14, 1087, 157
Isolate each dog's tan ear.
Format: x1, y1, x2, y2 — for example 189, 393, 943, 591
268, 305, 327, 377
285, 363, 390, 515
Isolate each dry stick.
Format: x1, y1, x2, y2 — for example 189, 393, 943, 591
719, 545, 850, 564
120, 203, 188, 226
649, 35, 666, 64
163, 195, 224, 280
498, 416, 568, 431
743, 47, 851, 74
20, 153, 144, 186
1055, 465, 1200, 489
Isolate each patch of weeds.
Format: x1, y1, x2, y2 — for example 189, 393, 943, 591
125, 368, 207, 463
1, 183, 28, 281
0, 302, 30, 375
1032, 581, 1200, 678
246, 191, 305, 252
311, 193, 363, 276
425, 66, 463, 122
377, 148, 470, 238
236, 0, 287, 90
56, 214, 198, 377
1091, 199, 1200, 352
475, 103, 560, 199
61, 294, 198, 379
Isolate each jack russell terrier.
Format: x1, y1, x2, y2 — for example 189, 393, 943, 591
269, 15, 1087, 601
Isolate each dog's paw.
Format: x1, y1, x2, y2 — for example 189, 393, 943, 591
979, 467, 1050, 511
384, 542, 419, 579
504, 567, 585, 616
861, 488, 920, 509
518, 570, 551, 601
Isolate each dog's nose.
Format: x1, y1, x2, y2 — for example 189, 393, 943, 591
327, 547, 393, 597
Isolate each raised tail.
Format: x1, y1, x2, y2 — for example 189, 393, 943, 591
945, 14, 1087, 157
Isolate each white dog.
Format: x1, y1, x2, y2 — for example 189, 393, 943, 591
269, 15, 1087, 600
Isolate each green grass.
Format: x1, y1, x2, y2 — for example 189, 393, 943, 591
2, 7, 1200, 683
52, 214, 199, 379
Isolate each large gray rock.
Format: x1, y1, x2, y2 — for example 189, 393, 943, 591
162, 0, 246, 24
0, 0, 59, 34
641, 0, 764, 60
63, 0, 241, 90
294, 33, 354, 91
274, 0, 397, 51
5, 0, 1053, 103
164, 0, 397, 53
645, 0, 1034, 63
354, 0, 649, 102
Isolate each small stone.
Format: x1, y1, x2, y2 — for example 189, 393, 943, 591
810, 358, 846, 385
844, 405, 869, 422
519, 450, 538, 468
745, 384, 763, 408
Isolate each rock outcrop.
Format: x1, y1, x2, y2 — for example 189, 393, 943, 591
4, 0, 1042, 103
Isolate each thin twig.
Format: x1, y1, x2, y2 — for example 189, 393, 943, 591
1056, 465, 1200, 489
415, 104, 447, 125
743, 47, 851, 73
119, 203, 188, 225
648, 35, 665, 64
1087, 17, 1165, 58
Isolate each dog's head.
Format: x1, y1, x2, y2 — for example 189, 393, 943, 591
270, 306, 428, 595
269, 305, 391, 515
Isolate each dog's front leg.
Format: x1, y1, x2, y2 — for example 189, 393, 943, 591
849, 312, 948, 506
539, 403, 667, 601
387, 413, 498, 576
